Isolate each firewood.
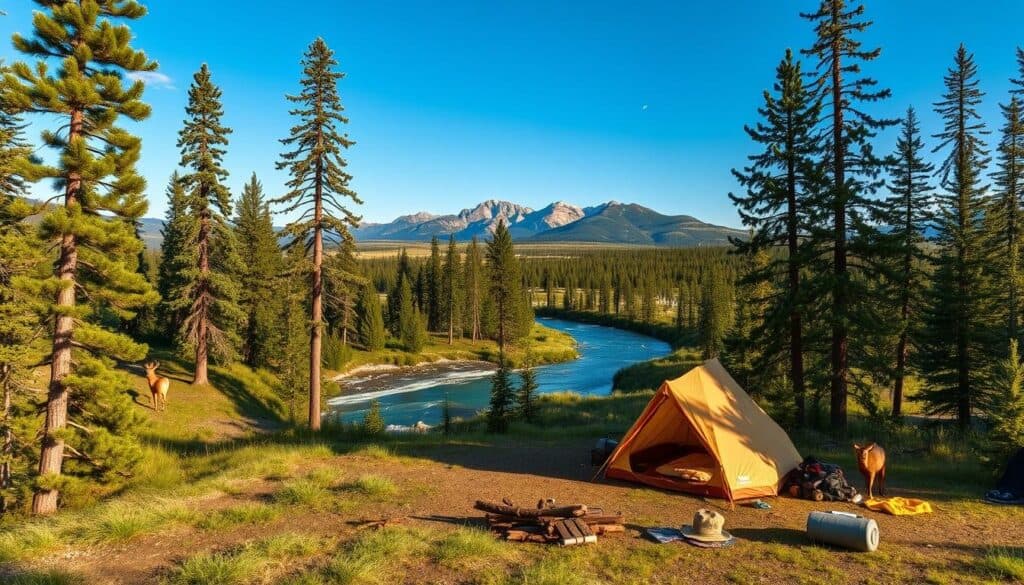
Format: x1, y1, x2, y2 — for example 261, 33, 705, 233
594, 524, 626, 535
475, 500, 587, 518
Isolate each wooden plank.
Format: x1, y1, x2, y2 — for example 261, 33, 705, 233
475, 501, 587, 519
566, 519, 583, 540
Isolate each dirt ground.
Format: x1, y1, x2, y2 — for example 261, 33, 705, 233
15, 437, 1024, 584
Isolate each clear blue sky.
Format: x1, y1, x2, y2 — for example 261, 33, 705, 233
2, 1, 1022, 228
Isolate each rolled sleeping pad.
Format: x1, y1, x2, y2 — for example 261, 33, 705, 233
806, 511, 879, 552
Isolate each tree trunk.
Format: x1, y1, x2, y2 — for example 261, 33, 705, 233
829, 12, 848, 433
33, 107, 84, 515
309, 159, 324, 431
193, 207, 210, 385
786, 110, 807, 428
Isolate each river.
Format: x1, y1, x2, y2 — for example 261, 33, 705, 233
326, 317, 671, 427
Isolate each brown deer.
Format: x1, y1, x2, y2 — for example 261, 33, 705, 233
853, 443, 887, 499
143, 361, 171, 412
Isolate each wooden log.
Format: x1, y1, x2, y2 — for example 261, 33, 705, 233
594, 524, 626, 535
475, 500, 587, 519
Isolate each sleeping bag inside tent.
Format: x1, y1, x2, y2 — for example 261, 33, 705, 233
604, 359, 802, 502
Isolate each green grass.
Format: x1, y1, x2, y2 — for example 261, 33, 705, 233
164, 533, 327, 585
195, 502, 280, 531
345, 474, 398, 499
318, 527, 431, 585
431, 527, 514, 570
976, 547, 1024, 581
273, 479, 332, 508
612, 347, 702, 392
4, 570, 86, 585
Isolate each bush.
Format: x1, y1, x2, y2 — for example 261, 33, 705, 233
362, 400, 386, 435
322, 334, 353, 371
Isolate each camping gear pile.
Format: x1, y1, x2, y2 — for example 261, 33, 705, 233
602, 359, 802, 503
783, 456, 863, 504
474, 499, 625, 546
985, 447, 1024, 505
806, 511, 879, 552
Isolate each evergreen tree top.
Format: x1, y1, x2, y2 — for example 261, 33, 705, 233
274, 37, 361, 249
933, 45, 990, 189
178, 63, 232, 217
6, 0, 156, 220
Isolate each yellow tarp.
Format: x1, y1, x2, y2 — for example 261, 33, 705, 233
864, 497, 933, 516
605, 359, 802, 502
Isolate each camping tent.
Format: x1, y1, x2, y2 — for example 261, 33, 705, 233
604, 359, 802, 502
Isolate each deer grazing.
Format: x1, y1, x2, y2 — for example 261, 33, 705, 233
143, 361, 171, 412
853, 443, 887, 499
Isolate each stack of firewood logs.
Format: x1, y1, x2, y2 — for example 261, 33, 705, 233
474, 499, 626, 545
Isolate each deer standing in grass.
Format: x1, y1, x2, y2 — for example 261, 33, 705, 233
144, 362, 171, 412
853, 443, 887, 498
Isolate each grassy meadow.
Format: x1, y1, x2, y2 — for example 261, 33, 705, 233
1, 326, 1022, 584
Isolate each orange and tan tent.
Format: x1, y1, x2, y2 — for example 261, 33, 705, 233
605, 359, 801, 502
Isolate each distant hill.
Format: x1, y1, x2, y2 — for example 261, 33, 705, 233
529, 202, 744, 246
354, 199, 743, 246
135, 199, 743, 249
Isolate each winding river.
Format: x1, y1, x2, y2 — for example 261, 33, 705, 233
327, 318, 671, 427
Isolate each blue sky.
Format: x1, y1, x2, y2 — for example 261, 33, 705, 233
2, 1, 1023, 228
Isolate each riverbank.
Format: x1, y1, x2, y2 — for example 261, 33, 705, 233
533, 307, 703, 392
328, 322, 578, 381
327, 318, 671, 426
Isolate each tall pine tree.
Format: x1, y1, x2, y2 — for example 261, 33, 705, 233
730, 49, 822, 426
156, 173, 193, 341
7, 0, 158, 514
442, 235, 463, 344
918, 45, 994, 429
273, 38, 361, 431
878, 108, 934, 418
801, 0, 896, 431
463, 237, 484, 340
175, 64, 242, 385
234, 173, 282, 368
486, 221, 529, 351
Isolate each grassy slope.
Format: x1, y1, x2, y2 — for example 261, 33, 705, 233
2, 321, 1022, 584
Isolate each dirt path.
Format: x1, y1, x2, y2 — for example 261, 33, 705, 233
16, 438, 1024, 584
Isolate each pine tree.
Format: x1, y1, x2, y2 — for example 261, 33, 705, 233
157, 173, 193, 341
362, 399, 385, 435
234, 174, 283, 368
273, 38, 361, 431
724, 246, 775, 394
991, 80, 1024, 344
397, 278, 427, 352
426, 236, 442, 331
801, 0, 897, 431
486, 221, 529, 351
323, 238, 362, 346
487, 360, 514, 433
7, 0, 158, 514
516, 359, 539, 423
174, 64, 242, 385
276, 247, 310, 422
730, 49, 822, 426
918, 45, 994, 429
0, 115, 44, 511
982, 340, 1024, 455
442, 235, 463, 344
698, 268, 734, 359
464, 237, 484, 340
442, 394, 453, 435
356, 286, 386, 351
387, 249, 411, 335
878, 108, 934, 418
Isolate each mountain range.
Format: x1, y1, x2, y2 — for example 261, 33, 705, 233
353, 200, 744, 246
134, 200, 743, 248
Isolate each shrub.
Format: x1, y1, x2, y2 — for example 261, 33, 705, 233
363, 400, 386, 435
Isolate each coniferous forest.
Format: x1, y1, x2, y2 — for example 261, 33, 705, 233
0, 5, 1023, 582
